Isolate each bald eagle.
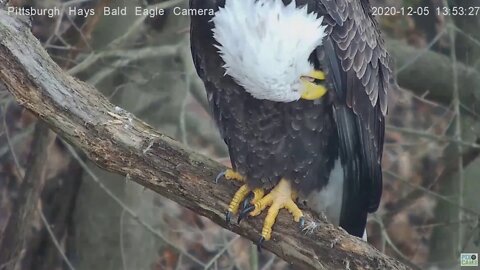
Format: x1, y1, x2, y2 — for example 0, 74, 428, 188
190, 0, 394, 243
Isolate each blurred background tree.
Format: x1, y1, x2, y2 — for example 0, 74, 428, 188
0, 0, 479, 269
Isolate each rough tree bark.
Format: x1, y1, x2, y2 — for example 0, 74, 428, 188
0, 10, 410, 270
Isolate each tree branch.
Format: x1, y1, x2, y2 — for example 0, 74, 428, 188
388, 39, 480, 110
0, 11, 409, 269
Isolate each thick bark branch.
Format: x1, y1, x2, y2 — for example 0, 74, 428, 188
0, 12, 409, 270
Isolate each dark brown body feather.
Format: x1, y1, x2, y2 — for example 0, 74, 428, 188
189, 0, 395, 237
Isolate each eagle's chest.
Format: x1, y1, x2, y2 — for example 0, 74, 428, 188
220, 93, 339, 193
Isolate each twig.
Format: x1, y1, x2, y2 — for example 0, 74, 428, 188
203, 236, 239, 269
0, 123, 55, 270
386, 125, 480, 149
179, 79, 190, 145
396, 28, 446, 74
0, 254, 22, 270
174, 254, 184, 270
260, 255, 275, 270
38, 207, 77, 270
447, 18, 464, 256
388, 39, 480, 108
384, 170, 480, 218
107, 0, 186, 49
1, 102, 22, 177
68, 45, 179, 76
373, 217, 422, 270
119, 210, 128, 270
450, 24, 480, 48
63, 142, 206, 267
250, 242, 259, 270
0, 116, 35, 158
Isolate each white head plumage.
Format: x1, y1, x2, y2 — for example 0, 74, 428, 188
212, 0, 327, 102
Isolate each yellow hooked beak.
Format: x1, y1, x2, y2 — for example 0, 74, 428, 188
300, 70, 327, 100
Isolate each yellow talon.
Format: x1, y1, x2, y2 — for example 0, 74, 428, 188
224, 169, 244, 181
250, 179, 304, 241
251, 193, 273, 216
228, 185, 265, 214
251, 189, 265, 204
222, 172, 303, 240
284, 200, 303, 222
228, 184, 250, 214
262, 203, 281, 240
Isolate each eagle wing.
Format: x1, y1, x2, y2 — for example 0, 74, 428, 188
190, 0, 259, 171
317, 0, 394, 236
190, 0, 239, 143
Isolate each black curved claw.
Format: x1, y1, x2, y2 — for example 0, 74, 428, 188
237, 204, 255, 224
225, 211, 233, 225
241, 192, 254, 210
236, 192, 254, 224
215, 171, 226, 183
298, 216, 305, 230
256, 236, 265, 253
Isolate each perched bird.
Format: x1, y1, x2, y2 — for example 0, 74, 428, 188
190, 0, 395, 244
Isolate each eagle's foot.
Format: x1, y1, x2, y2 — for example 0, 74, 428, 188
249, 179, 304, 241
215, 169, 244, 183
237, 189, 265, 223
226, 184, 264, 224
